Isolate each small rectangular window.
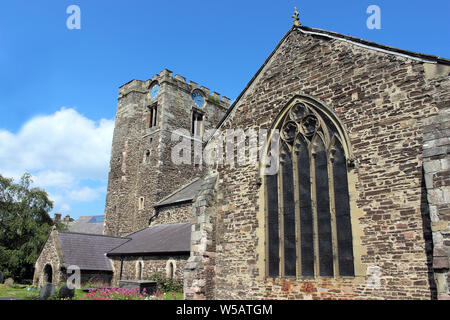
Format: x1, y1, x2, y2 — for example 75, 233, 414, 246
139, 197, 144, 210
148, 104, 158, 128
192, 111, 203, 137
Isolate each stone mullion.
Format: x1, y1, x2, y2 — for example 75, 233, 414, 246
310, 149, 319, 277
264, 175, 269, 277
328, 149, 340, 278
293, 144, 302, 278
278, 156, 285, 277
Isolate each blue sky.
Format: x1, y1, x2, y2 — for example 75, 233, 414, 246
0, 0, 449, 220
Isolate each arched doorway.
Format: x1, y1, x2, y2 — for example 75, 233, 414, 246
43, 264, 53, 284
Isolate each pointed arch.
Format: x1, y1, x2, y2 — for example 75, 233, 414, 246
264, 95, 355, 278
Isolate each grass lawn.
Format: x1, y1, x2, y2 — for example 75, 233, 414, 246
162, 291, 183, 300
0, 284, 182, 300
0, 285, 39, 300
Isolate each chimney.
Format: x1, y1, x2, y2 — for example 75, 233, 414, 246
54, 213, 62, 223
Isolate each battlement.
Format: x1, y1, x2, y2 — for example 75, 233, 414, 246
118, 69, 231, 109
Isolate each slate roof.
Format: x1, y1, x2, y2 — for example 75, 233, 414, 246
154, 178, 203, 208
58, 232, 129, 271
68, 215, 104, 235
107, 223, 191, 256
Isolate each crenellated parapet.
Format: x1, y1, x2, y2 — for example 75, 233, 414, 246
105, 69, 230, 237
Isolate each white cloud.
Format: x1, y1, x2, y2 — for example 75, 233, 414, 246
0, 108, 114, 217
0, 108, 114, 181
68, 186, 106, 203
60, 204, 71, 213
33, 170, 76, 188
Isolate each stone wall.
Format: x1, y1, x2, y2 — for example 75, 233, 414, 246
104, 70, 229, 237
421, 63, 450, 300
33, 228, 64, 287
184, 173, 218, 300
153, 202, 192, 225
110, 255, 189, 286
200, 28, 450, 299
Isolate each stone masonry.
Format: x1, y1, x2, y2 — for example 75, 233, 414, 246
184, 173, 218, 300
103, 70, 229, 237
422, 63, 450, 299
33, 228, 65, 287
110, 255, 188, 286
35, 19, 450, 300
190, 26, 450, 299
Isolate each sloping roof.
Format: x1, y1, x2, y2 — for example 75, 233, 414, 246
68, 215, 104, 235
107, 223, 191, 256
299, 25, 450, 65
58, 232, 129, 271
154, 178, 203, 208
207, 25, 450, 146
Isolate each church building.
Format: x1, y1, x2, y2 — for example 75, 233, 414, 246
34, 11, 450, 300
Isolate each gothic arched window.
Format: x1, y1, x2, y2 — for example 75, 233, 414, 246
265, 97, 354, 278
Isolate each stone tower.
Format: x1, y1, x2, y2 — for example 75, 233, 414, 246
103, 69, 230, 237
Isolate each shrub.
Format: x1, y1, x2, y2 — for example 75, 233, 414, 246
81, 287, 157, 300
147, 272, 183, 293
82, 281, 109, 289
58, 284, 75, 299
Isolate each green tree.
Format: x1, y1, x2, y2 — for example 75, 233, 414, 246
0, 173, 54, 283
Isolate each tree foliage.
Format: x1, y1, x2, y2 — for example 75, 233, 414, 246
0, 173, 54, 282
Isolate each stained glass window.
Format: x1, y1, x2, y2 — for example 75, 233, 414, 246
265, 98, 354, 278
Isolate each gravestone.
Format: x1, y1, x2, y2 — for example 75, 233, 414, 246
39, 283, 55, 300
0, 272, 4, 284
58, 284, 75, 299
5, 278, 14, 288
119, 280, 157, 295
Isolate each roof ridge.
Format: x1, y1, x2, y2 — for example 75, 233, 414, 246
297, 25, 450, 64
205, 24, 450, 148
59, 231, 130, 240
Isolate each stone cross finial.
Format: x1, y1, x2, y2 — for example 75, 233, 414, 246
292, 7, 301, 27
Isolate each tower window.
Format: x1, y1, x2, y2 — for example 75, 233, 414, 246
148, 104, 158, 128
265, 98, 354, 278
150, 83, 160, 99
192, 111, 203, 137
139, 197, 144, 210
144, 150, 151, 164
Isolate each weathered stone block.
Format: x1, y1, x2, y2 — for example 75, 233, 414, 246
433, 257, 450, 269
39, 283, 55, 300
